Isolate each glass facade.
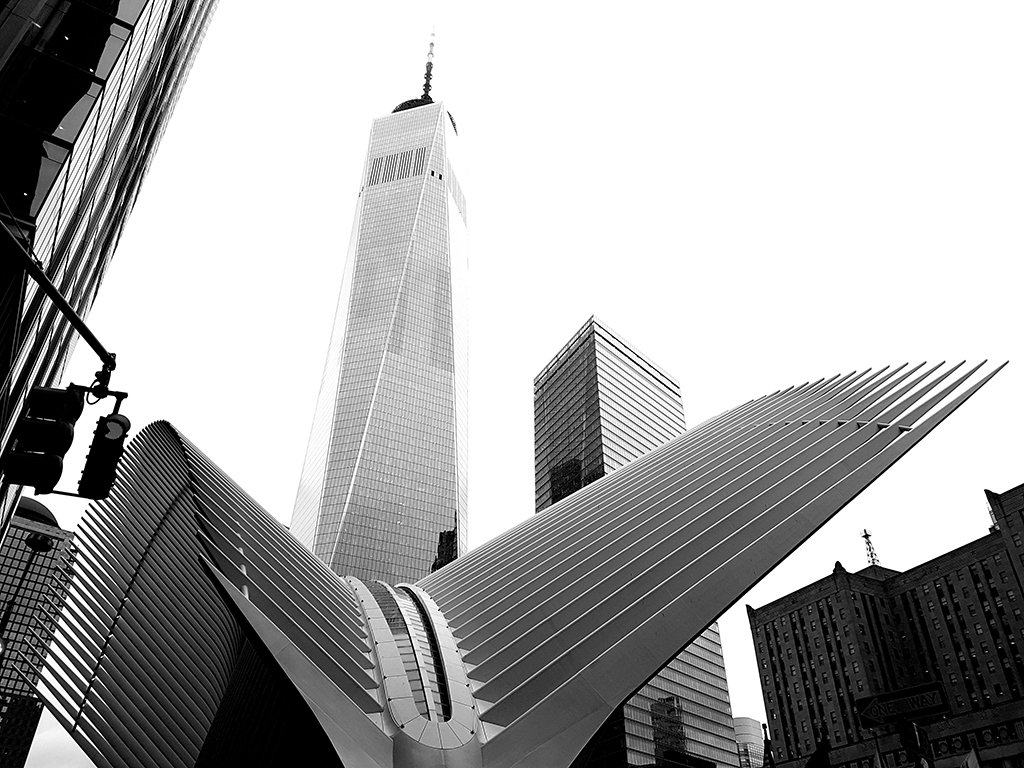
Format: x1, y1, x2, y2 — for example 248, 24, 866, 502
291, 100, 468, 584
535, 317, 738, 768
734, 717, 765, 768
0, 0, 220, 535
534, 316, 687, 511
0, 500, 74, 767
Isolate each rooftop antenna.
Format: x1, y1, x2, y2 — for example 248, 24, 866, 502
862, 529, 880, 567
422, 31, 435, 102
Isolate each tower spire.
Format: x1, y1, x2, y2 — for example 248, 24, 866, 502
862, 529, 880, 566
422, 32, 435, 102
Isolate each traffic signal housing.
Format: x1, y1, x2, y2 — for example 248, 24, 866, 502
78, 413, 131, 500
1, 386, 85, 493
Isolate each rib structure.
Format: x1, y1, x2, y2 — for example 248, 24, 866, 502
29, 363, 1003, 768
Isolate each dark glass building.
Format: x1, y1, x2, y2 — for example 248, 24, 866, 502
0, 498, 74, 767
535, 317, 739, 768
0, 0, 220, 535
749, 481, 1024, 768
534, 316, 687, 511
291, 59, 468, 584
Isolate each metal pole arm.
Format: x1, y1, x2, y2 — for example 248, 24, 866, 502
2, 218, 117, 372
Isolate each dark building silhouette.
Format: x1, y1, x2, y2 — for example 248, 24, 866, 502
431, 529, 458, 573
0, 498, 74, 766
535, 317, 738, 768
749, 482, 1024, 768
0, 0, 220, 535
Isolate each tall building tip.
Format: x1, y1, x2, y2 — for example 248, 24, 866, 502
393, 33, 438, 113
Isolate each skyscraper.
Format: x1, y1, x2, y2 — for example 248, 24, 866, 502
291, 47, 469, 584
534, 316, 739, 768
534, 316, 687, 510
0, 0, 220, 534
0, 498, 74, 767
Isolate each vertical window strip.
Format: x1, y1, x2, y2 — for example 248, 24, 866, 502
366, 146, 430, 187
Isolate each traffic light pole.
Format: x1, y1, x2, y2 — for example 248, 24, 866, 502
1, 221, 130, 500
1, 218, 117, 376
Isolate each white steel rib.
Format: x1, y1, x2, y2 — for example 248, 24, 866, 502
31, 362, 1004, 768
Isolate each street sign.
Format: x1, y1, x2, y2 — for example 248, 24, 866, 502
856, 683, 948, 726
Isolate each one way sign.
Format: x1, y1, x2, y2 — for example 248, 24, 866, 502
856, 683, 948, 725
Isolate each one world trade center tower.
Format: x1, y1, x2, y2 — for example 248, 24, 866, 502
291, 43, 468, 583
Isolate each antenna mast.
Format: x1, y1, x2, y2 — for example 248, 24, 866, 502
862, 529, 880, 566
422, 32, 435, 101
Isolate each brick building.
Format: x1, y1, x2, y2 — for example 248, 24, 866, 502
748, 482, 1024, 768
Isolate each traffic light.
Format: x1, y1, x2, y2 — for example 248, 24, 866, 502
78, 413, 131, 500
1, 386, 85, 493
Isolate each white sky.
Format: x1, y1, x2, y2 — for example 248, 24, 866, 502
26, 2, 1024, 765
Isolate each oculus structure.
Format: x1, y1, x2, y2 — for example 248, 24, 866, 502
28, 361, 1004, 767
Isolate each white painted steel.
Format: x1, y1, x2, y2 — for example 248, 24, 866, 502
31, 363, 1002, 768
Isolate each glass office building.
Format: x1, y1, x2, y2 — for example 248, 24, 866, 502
0, 498, 75, 767
535, 317, 739, 768
733, 717, 765, 768
0, 0, 220, 535
291, 91, 468, 584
